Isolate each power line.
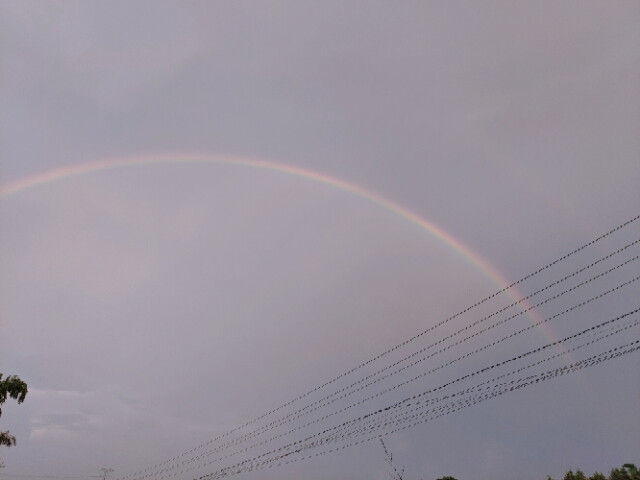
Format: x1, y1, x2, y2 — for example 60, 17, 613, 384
160, 309, 640, 480
221, 243, 639, 438
232, 253, 638, 437
117, 215, 640, 480
206, 339, 640, 479
134, 263, 640, 480
136, 242, 640, 480
152, 288, 639, 480
215, 311, 640, 478
334, 314, 640, 442
199, 335, 640, 480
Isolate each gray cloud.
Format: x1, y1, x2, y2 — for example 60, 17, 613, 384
1, 2, 638, 479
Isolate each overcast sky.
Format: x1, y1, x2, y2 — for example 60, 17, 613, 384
0, 2, 639, 480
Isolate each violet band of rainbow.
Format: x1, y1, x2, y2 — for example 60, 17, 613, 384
0, 153, 553, 347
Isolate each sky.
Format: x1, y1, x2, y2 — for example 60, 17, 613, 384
0, 2, 639, 480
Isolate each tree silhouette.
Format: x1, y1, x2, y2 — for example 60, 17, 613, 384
0, 374, 28, 447
548, 464, 639, 480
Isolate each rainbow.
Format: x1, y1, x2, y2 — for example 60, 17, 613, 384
0, 153, 552, 342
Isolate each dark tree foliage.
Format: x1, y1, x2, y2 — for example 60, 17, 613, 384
609, 464, 640, 480
0, 373, 28, 447
562, 470, 588, 480
547, 464, 639, 480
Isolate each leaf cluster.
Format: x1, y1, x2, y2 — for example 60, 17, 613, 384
0, 373, 28, 448
548, 464, 640, 480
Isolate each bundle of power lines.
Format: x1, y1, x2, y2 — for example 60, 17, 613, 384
117, 216, 639, 480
